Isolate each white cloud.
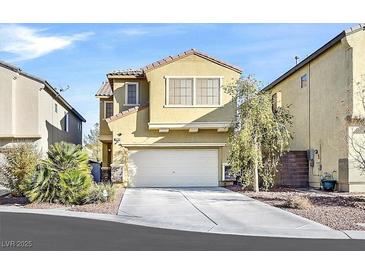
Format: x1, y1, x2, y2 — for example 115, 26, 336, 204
117, 25, 187, 37
0, 25, 93, 61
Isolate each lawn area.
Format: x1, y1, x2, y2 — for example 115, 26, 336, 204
0, 184, 125, 215
227, 185, 365, 231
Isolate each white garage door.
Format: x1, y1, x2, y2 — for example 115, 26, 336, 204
128, 149, 218, 187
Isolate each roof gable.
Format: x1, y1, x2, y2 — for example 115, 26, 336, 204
141, 49, 242, 73
107, 49, 242, 77
0, 60, 86, 122
262, 24, 365, 91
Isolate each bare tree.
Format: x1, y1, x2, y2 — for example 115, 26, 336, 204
347, 76, 365, 173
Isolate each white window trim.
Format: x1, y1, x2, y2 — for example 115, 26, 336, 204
124, 82, 139, 106
222, 163, 235, 181
165, 76, 224, 107
104, 101, 114, 119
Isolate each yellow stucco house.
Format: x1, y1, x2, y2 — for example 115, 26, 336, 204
95, 49, 241, 187
264, 24, 365, 192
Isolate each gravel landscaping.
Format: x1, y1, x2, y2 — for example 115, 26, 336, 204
227, 185, 365, 231
0, 184, 125, 215
71, 185, 125, 214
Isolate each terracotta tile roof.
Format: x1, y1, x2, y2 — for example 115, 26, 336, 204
107, 49, 242, 77
107, 69, 144, 77
95, 81, 112, 97
106, 104, 149, 123
142, 49, 242, 73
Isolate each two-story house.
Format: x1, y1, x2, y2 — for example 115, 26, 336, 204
96, 49, 241, 187
0, 60, 86, 155
264, 24, 365, 192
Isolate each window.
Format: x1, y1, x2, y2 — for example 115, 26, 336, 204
196, 78, 219, 105
272, 91, 282, 112
166, 77, 222, 106
301, 74, 308, 88
55, 103, 58, 113
78, 122, 82, 132
168, 78, 193, 105
125, 82, 139, 105
104, 101, 113, 118
222, 164, 236, 181
64, 112, 69, 132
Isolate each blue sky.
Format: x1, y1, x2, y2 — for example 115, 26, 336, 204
0, 23, 354, 136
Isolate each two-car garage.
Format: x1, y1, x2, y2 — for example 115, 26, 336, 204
128, 149, 219, 187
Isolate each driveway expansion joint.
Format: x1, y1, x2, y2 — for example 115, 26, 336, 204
178, 190, 218, 226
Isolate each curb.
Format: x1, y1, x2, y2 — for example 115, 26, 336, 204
0, 206, 354, 240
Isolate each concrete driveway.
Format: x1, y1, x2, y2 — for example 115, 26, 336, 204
118, 187, 348, 239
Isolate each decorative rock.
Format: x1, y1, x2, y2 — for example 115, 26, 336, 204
111, 164, 124, 183
101, 168, 111, 182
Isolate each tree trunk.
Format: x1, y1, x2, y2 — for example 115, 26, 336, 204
253, 137, 259, 192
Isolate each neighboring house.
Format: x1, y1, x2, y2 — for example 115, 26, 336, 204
264, 24, 365, 192
96, 49, 241, 187
0, 60, 86, 156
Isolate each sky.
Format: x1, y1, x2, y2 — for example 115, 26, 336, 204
0, 23, 355, 137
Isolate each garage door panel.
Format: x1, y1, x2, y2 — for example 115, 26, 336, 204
128, 149, 218, 187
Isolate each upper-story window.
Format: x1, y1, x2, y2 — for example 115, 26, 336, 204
104, 101, 113, 118
125, 82, 139, 106
196, 78, 220, 105
166, 77, 222, 107
64, 112, 69, 132
301, 74, 308, 88
168, 78, 193, 105
55, 103, 58, 113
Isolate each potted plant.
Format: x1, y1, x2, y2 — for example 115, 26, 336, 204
320, 172, 337, 191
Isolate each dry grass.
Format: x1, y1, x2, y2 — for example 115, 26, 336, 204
283, 196, 312, 210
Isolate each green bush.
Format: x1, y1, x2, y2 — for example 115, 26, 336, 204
0, 143, 40, 196
58, 170, 92, 205
25, 165, 58, 203
25, 142, 92, 205
84, 183, 116, 204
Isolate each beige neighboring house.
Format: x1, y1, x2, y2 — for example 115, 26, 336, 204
0, 60, 86, 156
95, 49, 242, 186
264, 24, 365, 192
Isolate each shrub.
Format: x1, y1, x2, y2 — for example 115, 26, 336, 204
84, 183, 116, 204
58, 170, 92, 205
25, 142, 92, 205
0, 143, 40, 196
284, 196, 312, 210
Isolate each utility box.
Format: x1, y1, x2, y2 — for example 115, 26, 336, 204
307, 149, 315, 161
307, 149, 315, 167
